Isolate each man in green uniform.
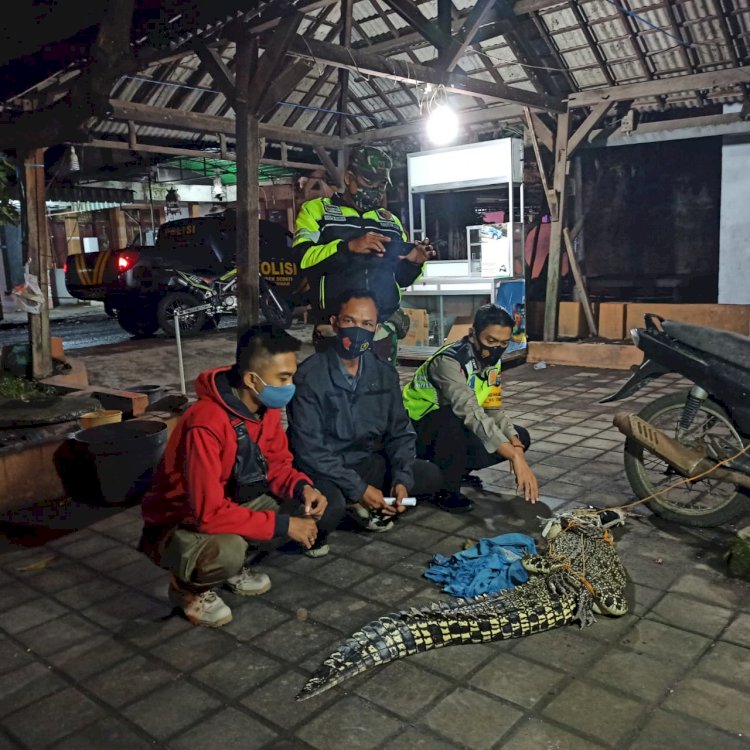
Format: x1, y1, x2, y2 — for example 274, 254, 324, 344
403, 304, 538, 512
293, 145, 433, 360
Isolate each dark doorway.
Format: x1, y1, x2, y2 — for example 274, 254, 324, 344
579, 138, 721, 303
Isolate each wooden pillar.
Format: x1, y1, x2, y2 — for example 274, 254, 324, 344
64, 216, 82, 255
337, 147, 349, 191
437, 0, 452, 67
235, 37, 260, 334
543, 110, 570, 342
338, 0, 353, 141
109, 207, 128, 249
20, 149, 53, 379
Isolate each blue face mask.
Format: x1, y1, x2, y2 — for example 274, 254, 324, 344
251, 374, 296, 409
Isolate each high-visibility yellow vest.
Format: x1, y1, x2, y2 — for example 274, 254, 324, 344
402, 338, 502, 421
293, 196, 415, 317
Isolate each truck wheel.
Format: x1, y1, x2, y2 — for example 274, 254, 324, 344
158, 292, 206, 337
117, 307, 159, 337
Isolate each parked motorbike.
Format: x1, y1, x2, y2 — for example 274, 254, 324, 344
603, 314, 750, 527
160, 268, 294, 336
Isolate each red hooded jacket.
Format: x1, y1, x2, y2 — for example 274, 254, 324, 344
141, 366, 311, 540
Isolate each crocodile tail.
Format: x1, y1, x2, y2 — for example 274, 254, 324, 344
296, 597, 575, 700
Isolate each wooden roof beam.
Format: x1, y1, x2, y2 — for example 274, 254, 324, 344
86, 137, 326, 172
566, 0, 615, 86
0, 0, 136, 151
108, 99, 342, 149
256, 59, 315, 120
282, 66, 336, 128
382, 0, 453, 57
338, 0, 354, 139
285, 35, 564, 112
194, 42, 236, 103
661, 0, 709, 107
494, 0, 562, 96
245, 12, 306, 116
513, 0, 567, 14
306, 82, 342, 132
346, 103, 526, 143
567, 66, 750, 108
367, 0, 428, 110
443, 0, 497, 72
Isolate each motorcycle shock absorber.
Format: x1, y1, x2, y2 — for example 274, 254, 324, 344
678, 385, 709, 433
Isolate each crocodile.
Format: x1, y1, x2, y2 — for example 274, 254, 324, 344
297, 508, 628, 700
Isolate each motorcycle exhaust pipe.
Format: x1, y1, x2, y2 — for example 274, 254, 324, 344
613, 412, 750, 491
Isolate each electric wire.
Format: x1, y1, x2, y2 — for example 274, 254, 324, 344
543, 440, 750, 519
608, 440, 750, 513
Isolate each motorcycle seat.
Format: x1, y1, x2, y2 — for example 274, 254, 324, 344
662, 319, 750, 371
192, 269, 219, 282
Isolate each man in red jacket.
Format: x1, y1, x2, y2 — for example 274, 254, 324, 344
140, 324, 343, 627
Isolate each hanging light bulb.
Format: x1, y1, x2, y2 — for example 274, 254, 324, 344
213, 174, 226, 201
165, 186, 181, 217
426, 103, 459, 146
64, 145, 80, 173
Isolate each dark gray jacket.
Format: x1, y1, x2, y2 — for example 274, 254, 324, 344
287, 347, 416, 499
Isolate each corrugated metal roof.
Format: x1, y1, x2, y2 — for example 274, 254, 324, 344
5, 0, 747, 153
536, 0, 747, 102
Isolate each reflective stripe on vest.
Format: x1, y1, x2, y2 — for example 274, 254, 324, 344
402, 338, 502, 422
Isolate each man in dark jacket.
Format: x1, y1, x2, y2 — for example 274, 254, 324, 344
293, 145, 434, 359
287, 291, 443, 535
140, 325, 344, 627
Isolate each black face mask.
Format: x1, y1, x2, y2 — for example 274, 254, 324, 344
334, 326, 375, 360
351, 185, 384, 213
471, 335, 507, 367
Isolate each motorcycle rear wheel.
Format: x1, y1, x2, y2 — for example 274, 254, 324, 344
157, 292, 206, 337
624, 392, 748, 527
259, 286, 293, 329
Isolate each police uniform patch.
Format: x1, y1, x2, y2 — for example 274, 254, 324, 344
482, 385, 503, 408
323, 204, 346, 221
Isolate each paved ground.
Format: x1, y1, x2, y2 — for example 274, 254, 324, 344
0, 304, 240, 352
1, 349, 749, 749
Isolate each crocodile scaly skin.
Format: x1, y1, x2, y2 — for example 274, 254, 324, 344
298, 510, 628, 700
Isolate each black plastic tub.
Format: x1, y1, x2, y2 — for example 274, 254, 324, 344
72, 419, 168, 504
126, 384, 164, 405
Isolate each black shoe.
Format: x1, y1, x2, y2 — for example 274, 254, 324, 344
432, 490, 474, 513
461, 473, 484, 490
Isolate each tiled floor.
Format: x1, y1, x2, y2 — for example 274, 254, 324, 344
1, 362, 749, 749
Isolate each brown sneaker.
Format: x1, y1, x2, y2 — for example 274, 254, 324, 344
168, 582, 232, 627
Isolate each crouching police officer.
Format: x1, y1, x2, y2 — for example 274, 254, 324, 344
403, 304, 538, 512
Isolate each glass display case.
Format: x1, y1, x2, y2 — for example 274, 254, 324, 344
399, 138, 527, 362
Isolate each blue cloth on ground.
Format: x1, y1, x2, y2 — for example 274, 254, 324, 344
424, 533, 537, 598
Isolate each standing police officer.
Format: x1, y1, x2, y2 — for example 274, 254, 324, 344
293, 145, 433, 359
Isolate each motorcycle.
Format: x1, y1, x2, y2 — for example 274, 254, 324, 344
160, 268, 295, 336
603, 314, 750, 527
